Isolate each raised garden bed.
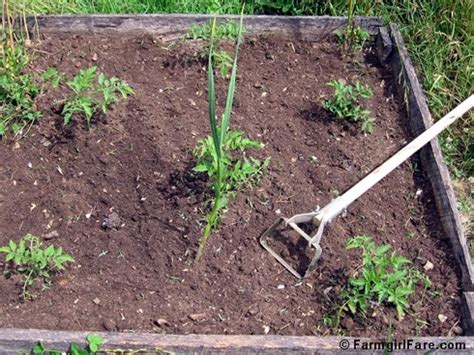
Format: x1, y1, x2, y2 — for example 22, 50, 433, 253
1, 15, 473, 353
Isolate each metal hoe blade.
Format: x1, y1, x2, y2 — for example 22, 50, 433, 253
259, 212, 325, 279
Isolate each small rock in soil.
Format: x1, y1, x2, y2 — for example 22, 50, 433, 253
102, 212, 121, 230
423, 260, 434, 271
340, 317, 354, 330
92, 297, 101, 305
43, 230, 59, 240
438, 314, 448, 323
188, 313, 207, 321
246, 308, 258, 317
103, 319, 117, 331
155, 318, 170, 327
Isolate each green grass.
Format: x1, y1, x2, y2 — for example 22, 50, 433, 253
14, 0, 471, 179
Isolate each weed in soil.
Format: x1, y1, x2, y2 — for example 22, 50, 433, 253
0, 45, 41, 137
323, 79, 375, 133
62, 66, 134, 128
0, 234, 74, 299
194, 15, 269, 261
325, 235, 431, 329
336, 25, 369, 52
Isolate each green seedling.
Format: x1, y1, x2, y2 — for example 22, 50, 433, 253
327, 235, 430, 328
186, 19, 244, 78
323, 79, 375, 133
193, 12, 269, 261
41, 67, 61, 88
0, 45, 41, 136
194, 130, 270, 192
32, 334, 104, 355
0, 233, 74, 298
62, 66, 133, 127
336, 25, 369, 52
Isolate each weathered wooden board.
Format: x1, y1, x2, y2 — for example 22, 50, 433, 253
27, 14, 383, 40
1, 14, 472, 352
0, 328, 474, 354
462, 292, 474, 335
385, 25, 474, 292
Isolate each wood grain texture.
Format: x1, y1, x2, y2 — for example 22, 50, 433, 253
462, 292, 474, 335
387, 24, 474, 292
26, 14, 383, 40
0, 329, 473, 354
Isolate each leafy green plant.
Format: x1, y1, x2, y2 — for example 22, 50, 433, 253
62, 66, 134, 127
194, 130, 270, 192
0, 45, 41, 136
32, 334, 104, 355
327, 235, 430, 328
41, 67, 61, 88
194, 14, 269, 261
186, 19, 243, 78
323, 79, 375, 133
0, 234, 74, 298
336, 25, 369, 52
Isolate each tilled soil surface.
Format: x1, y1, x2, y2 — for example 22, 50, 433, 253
0, 32, 462, 337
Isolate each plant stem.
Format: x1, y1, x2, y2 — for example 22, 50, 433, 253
195, 199, 220, 262
4, 0, 15, 50
347, 0, 354, 52
22, 269, 33, 299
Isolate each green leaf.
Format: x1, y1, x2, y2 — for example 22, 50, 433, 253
9, 240, 17, 252
219, 12, 244, 145
207, 23, 220, 162
347, 300, 356, 314
32, 342, 46, 355
87, 334, 104, 352
193, 163, 209, 173
0, 246, 10, 254
98, 73, 105, 86
70, 343, 88, 355
375, 244, 390, 256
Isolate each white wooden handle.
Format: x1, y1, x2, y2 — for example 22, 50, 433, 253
319, 95, 474, 223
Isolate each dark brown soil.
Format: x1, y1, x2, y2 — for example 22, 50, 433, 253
0, 32, 463, 337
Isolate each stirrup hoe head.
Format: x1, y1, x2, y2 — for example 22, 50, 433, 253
259, 217, 322, 279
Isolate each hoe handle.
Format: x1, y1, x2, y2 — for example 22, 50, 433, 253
318, 95, 474, 224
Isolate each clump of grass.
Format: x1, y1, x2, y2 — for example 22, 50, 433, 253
62, 66, 134, 127
325, 235, 431, 329
323, 79, 375, 133
194, 14, 269, 261
0, 234, 74, 299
